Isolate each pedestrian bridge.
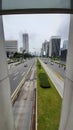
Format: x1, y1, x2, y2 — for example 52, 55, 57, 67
0, 1, 73, 130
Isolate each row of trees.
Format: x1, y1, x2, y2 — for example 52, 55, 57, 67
13, 52, 35, 59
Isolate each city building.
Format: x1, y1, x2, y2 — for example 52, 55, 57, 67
63, 40, 68, 49
49, 36, 61, 57
23, 33, 29, 53
20, 47, 23, 53
60, 40, 68, 61
4, 40, 18, 57
41, 40, 49, 57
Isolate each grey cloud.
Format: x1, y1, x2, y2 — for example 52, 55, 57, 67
57, 15, 70, 39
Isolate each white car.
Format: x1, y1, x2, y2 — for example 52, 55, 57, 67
51, 61, 54, 65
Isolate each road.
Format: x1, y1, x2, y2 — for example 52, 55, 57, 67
9, 57, 65, 96
13, 61, 36, 130
39, 58, 64, 98
41, 58, 66, 79
8, 58, 35, 95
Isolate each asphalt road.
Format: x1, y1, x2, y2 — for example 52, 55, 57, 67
41, 58, 66, 79
13, 63, 36, 130
40, 58, 64, 98
8, 58, 35, 95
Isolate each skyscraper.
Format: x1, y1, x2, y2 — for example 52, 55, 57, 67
23, 33, 29, 53
42, 40, 49, 56
60, 40, 68, 61
49, 36, 61, 57
63, 40, 68, 49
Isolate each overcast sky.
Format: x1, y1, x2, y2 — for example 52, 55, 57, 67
3, 14, 70, 53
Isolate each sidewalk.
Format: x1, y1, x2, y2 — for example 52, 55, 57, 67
39, 58, 64, 98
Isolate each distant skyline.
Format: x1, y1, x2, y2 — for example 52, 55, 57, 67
3, 14, 70, 53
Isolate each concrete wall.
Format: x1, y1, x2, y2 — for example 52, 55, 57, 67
59, 14, 73, 130
0, 16, 15, 130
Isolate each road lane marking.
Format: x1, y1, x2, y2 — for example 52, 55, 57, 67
30, 68, 34, 80
13, 76, 17, 81
21, 72, 25, 76
11, 64, 33, 103
47, 65, 64, 81
14, 72, 19, 76
53, 71, 64, 81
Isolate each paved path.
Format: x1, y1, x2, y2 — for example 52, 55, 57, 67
39, 58, 64, 98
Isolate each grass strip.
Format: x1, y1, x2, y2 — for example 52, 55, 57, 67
37, 60, 62, 130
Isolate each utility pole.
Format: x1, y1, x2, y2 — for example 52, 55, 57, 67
0, 16, 15, 130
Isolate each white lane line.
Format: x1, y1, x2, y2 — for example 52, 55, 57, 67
21, 72, 25, 76
13, 76, 17, 81
14, 72, 19, 76
30, 69, 34, 80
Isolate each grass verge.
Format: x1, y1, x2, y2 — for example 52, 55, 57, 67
37, 60, 62, 130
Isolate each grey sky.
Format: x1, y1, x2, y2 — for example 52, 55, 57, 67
3, 14, 70, 53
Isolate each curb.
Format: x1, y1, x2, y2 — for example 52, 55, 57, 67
36, 81, 37, 130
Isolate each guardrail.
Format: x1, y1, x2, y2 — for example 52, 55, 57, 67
11, 64, 33, 104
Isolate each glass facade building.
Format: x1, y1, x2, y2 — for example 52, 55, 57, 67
49, 36, 61, 57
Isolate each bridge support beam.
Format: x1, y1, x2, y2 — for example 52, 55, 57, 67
59, 14, 73, 130
0, 16, 15, 130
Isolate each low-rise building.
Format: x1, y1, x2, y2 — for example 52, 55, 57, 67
4, 40, 18, 57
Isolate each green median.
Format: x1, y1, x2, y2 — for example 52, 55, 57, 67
37, 60, 62, 130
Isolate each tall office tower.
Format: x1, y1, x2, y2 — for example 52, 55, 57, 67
49, 36, 61, 57
23, 33, 29, 53
42, 40, 49, 56
60, 40, 68, 61
63, 40, 68, 49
